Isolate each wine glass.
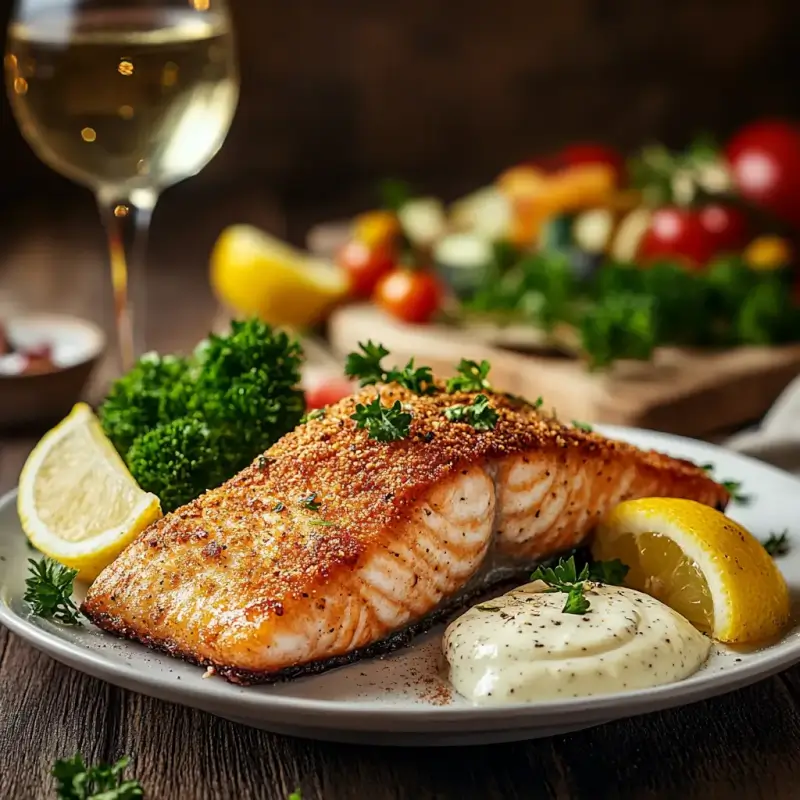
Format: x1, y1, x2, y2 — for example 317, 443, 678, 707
4, 0, 239, 370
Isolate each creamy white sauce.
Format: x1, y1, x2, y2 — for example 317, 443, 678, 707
442, 581, 711, 704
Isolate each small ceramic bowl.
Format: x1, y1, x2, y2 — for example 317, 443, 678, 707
0, 314, 106, 429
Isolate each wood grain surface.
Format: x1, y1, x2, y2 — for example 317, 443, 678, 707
2, 201, 800, 799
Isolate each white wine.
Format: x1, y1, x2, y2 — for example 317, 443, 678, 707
5, 8, 239, 193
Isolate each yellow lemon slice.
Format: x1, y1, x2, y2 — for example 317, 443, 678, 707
18, 403, 161, 582
592, 497, 789, 644
210, 224, 349, 329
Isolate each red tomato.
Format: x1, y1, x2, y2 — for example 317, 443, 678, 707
374, 269, 443, 324
638, 207, 717, 268
725, 119, 800, 229
698, 204, 749, 255
560, 143, 626, 184
337, 240, 395, 299
304, 375, 354, 410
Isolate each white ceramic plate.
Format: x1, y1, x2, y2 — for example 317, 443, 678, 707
2, 426, 800, 746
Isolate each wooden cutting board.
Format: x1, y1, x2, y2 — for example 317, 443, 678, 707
328, 303, 800, 437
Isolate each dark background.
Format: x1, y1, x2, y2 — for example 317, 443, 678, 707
1, 0, 800, 243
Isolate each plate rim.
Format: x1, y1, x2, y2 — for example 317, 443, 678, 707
3, 424, 800, 731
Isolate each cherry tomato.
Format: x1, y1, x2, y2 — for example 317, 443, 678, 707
304, 375, 354, 410
559, 143, 626, 185
698, 204, 749, 255
725, 119, 800, 229
638, 207, 717, 268
337, 240, 395, 299
374, 269, 443, 324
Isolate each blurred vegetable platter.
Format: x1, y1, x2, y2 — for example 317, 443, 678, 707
318, 118, 800, 372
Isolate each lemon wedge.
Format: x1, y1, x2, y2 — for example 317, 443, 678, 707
18, 403, 161, 582
592, 498, 789, 644
210, 224, 349, 329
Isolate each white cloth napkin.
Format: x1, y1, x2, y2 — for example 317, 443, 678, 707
726, 374, 800, 476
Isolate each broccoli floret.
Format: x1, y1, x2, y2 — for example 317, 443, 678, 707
100, 353, 192, 454
99, 318, 305, 512
126, 417, 222, 512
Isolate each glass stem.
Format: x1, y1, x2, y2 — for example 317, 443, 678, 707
96, 187, 157, 373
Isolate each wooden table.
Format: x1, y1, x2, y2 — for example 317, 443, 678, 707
3, 198, 800, 800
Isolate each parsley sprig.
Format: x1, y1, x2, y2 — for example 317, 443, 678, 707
444, 394, 499, 431
299, 492, 321, 511
53, 753, 143, 799
762, 530, 790, 557
531, 555, 629, 615
345, 342, 436, 395
446, 359, 492, 393
351, 396, 413, 442
24, 558, 80, 625
700, 463, 752, 505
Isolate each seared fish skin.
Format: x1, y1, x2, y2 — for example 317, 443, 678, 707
82, 385, 728, 683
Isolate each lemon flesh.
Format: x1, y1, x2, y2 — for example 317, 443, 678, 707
18, 403, 161, 582
210, 224, 348, 329
593, 497, 789, 644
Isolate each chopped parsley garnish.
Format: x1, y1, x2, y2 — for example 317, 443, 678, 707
272, 501, 285, 513
24, 558, 80, 625
572, 420, 593, 432
531, 555, 628, 615
762, 530, 790, 557
351, 396, 413, 442
475, 605, 503, 613
53, 753, 143, 799
299, 492, 321, 511
443, 394, 499, 431
534, 396, 544, 409
345, 343, 436, 394
309, 519, 335, 527
301, 408, 326, 423
446, 359, 492, 393
345, 341, 390, 386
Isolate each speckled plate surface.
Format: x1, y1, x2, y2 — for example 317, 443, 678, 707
2, 426, 800, 746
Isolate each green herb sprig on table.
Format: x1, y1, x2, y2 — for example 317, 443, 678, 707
100, 319, 305, 512
53, 753, 143, 799
24, 558, 80, 625
443, 394, 499, 431
531, 555, 629, 615
700, 463, 752, 505
351, 396, 413, 442
762, 530, 790, 558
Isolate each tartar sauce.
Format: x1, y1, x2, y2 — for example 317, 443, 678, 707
443, 581, 710, 704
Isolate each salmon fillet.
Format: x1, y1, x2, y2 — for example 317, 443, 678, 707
82, 385, 728, 683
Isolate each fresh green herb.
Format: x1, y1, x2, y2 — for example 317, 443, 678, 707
351, 397, 413, 442
53, 753, 143, 799
100, 319, 304, 513
446, 359, 492, 393
309, 520, 335, 527
562, 586, 591, 615
299, 492, 321, 512
344, 341, 390, 386
588, 558, 629, 585
287, 790, 302, 800
256, 455, 273, 470
379, 178, 413, 212
272, 501, 285, 513
531, 556, 591, 615
475, 605, 502, 613
530, 555, 628, 614
533, 396, 544, 409
572, 420, 593, 432
24, 558, 80, 625
301, 408, 326, 423
385, 359, 437, 395
699, 463, 752, 505
762, 530, 790, 557
443, 394, 499, 431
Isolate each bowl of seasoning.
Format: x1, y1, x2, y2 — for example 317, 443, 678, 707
0, 314, 106, 428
